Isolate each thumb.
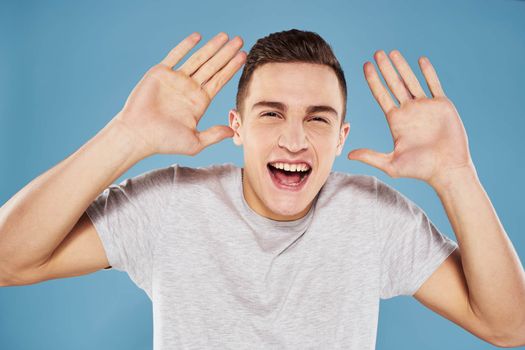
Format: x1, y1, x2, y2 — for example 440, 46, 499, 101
197, 124, 235, 150
347, 148, 392, 172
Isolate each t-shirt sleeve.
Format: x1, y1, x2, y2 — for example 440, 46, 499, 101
375, 177, 459, 300
85, 165, 175, 298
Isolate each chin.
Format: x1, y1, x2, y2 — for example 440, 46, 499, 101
266, 199, 308, 218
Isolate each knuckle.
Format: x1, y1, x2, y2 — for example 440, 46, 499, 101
172, 69, 190, 82
147, 64, 168, 79
387, 106, 400, 118
205, 77, 219, 94
199, 87, 212, 104
149, 63, 165, 74
190, 52, 203, 65
392, 80, 406, 92
379, 95, 392, 109
432, 96, 452, 109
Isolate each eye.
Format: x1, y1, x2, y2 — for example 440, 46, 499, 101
262, 112, 281, 118
310, 116, 329, 123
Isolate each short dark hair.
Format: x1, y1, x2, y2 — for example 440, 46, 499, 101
236, 29, 347, 126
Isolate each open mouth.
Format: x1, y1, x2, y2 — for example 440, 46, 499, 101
267, 162, 312, 191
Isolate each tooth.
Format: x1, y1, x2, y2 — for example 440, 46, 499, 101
270, 162, 311, 172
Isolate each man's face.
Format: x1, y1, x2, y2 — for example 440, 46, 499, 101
229, 62, 350, 221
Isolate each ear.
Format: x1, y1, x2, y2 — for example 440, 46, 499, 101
335, 121, 350, 156
228, 108, 243, 146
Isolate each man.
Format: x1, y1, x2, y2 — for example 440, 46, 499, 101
0, 29, 524, 349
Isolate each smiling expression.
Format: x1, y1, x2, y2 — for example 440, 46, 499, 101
229, 62, 350, 221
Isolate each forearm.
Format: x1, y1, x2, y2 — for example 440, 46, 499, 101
430, 166, 525, 334
0, 116, 149, 273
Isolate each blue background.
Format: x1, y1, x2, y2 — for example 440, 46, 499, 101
1, 0, 524, 349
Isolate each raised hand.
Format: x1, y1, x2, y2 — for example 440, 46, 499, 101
348, 50, 475, 188
112, 32, 246, 157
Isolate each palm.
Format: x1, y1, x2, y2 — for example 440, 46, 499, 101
114, 32, 245, 157
119, 66, 210, 155
349, 50, 473, 186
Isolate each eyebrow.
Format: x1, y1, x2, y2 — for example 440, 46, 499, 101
251, 100, 339, 119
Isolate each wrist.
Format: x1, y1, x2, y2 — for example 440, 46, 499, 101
428, 161, 479, 194
104, 114, 155, 161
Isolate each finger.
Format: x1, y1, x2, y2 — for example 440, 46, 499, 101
160, 32, 201, 68
178, 32, 229, 76
192, 36, 244, 86
418, 56, 446, 97
196, 124, 235, 150
203, 50, 247, 99
347, 148, 393, 173
374, 50, 412, 104
388, 50, 427, 99
363, 61, 397, 115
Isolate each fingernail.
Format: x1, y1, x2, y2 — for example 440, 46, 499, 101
234, 36, 243, 45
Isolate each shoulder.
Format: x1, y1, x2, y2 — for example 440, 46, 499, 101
323, 170, 377, 194
316, 171, 412, 205
117, 163, 237, 191
171, 162, 238, 184
113, 164, 176, 193
317, 171, 378, 206
373, 176, 418, 211
168, 163, 239, 207
173, 162, 237, 177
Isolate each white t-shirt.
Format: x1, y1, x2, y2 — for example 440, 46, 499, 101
86, 163, 458, 349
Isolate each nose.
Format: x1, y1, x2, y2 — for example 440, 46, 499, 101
277, 120, 308, 153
